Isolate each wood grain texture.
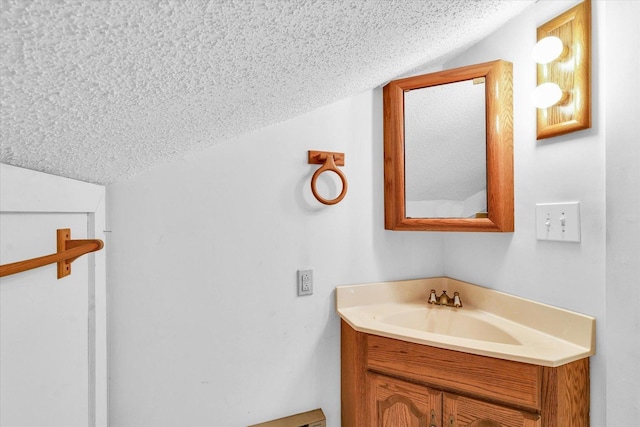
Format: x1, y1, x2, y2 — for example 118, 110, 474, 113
248, 409, 325, 427
308, 150, 345, 166
383, 60, 513, 232
383, 81, 405, 230
341, 323, 590, 427
367, 335, 541, 410
341, 320, 369, 427
444, 393, 540, 427
485, 60, 514, 232
541, 358, 590, 426
536, 0, 591, 139
369, 373, 442, 427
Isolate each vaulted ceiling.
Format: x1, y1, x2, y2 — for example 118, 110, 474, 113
0, 0, 534, 184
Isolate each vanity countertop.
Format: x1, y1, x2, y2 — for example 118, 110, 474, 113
336, 277, 595, 367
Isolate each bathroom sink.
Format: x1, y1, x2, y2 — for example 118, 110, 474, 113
336, 277, 596, 367
375, 307, 521, 345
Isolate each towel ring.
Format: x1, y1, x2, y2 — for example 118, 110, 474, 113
308, 150, 348, 205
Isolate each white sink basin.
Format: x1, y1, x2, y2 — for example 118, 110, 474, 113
336, 277, 595, 367
375, 307, 521, 345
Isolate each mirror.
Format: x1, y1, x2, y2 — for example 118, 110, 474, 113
383, 60, 514, 232
405, 79, 486, 218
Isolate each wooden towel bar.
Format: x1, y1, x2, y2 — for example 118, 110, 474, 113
0, 228, 104, 279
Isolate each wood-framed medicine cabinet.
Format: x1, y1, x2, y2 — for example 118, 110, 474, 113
383, 60, 514, 232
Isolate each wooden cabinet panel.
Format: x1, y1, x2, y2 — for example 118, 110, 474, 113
444, 393, 541, 427
341, 321, 368, 427
340, 321, 590, 427
541, 359, 590, 426
367, 334, 541, 410
369, 373, 441, 427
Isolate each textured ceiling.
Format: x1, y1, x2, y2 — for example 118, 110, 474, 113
0, 0, 534, 184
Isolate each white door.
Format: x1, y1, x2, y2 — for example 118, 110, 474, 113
0, 164, 107, 427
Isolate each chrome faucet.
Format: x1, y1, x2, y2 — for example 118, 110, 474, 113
428, 289, 462, 308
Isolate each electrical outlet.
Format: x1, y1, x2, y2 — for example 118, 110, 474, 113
297, 269, 313, 296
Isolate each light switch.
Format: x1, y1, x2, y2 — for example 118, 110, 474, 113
535, 202, 581, 242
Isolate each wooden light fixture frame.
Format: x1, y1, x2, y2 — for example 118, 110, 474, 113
536, 0, 591, 139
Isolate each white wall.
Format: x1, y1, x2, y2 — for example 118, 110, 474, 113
442, 1, 639, 425
604, 0, 640, 424
107, 1, 639, 426
106, 89, 443, 426
0, 164, 109, 427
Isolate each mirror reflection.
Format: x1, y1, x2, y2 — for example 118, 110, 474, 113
404, 79, 486, 218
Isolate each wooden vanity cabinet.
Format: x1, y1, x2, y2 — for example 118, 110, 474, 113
443, 393, 541, 427
341, 321, 590, 427
369, 373, 442, 427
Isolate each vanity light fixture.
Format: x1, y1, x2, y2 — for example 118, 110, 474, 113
534, 0, 591, 139
531, 82, 567, 109
531, 36, 567, 108
532, 36, 565, 64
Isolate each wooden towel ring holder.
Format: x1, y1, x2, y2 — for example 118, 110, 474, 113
308, 150, 348, 205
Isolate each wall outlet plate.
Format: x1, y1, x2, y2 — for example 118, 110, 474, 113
297, 269, 313, 296
535, 202, 581, 242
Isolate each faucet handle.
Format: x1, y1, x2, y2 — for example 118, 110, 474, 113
428, 289, 437, 304
453, 292, 463, 308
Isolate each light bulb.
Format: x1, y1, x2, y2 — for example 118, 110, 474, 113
532, 83, 565, 109
533, 36, 564, 64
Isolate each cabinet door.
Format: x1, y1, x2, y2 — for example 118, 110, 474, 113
369, 373, 442, 427
444, 393, 540, 427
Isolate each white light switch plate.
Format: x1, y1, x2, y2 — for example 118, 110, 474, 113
535, 202, 581, 242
